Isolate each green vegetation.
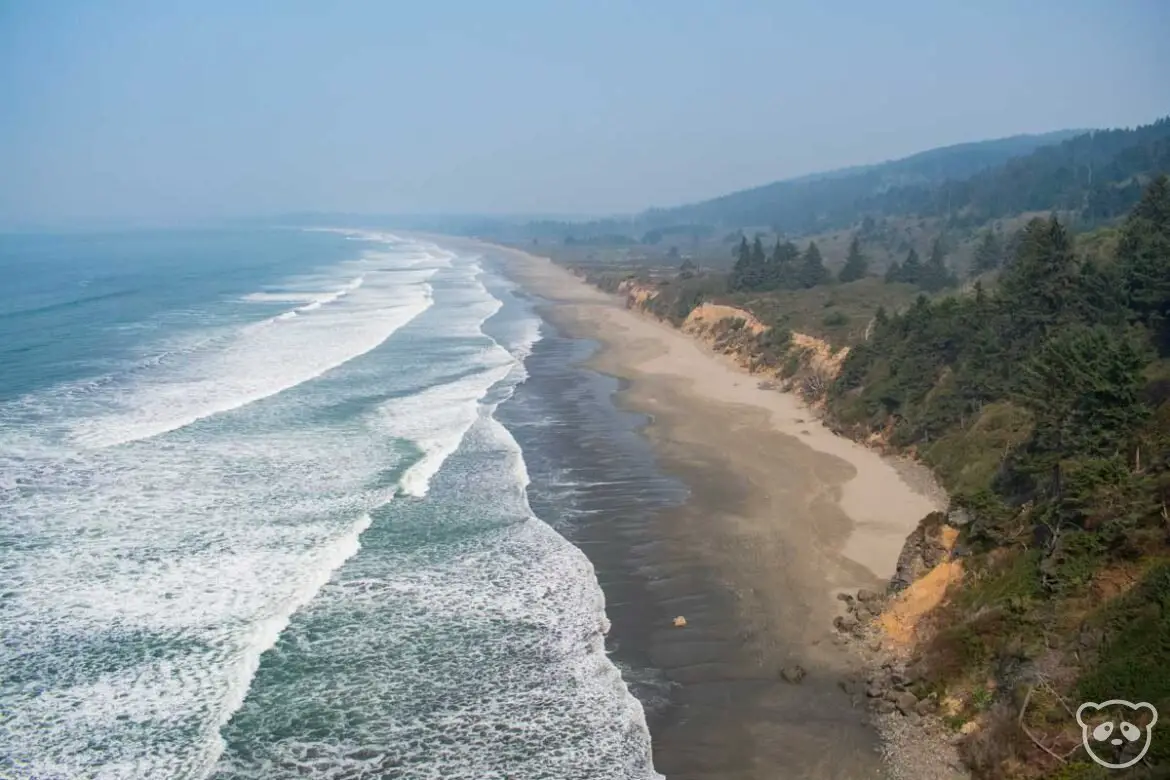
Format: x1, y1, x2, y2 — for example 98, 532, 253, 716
829, 177, 1170, 778
838, 235, 869, 283
563, 127, 1170, 780
727, 235, 831, 292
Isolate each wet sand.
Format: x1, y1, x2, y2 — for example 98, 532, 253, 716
491, 245, 942, 779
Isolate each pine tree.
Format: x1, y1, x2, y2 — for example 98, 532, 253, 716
972, 230, 1003, 274
798, 241, 831, 288
729, 237, 752, 291
884, 260, 903, 283
1116, 175, 1170, 343
997, 216, 1080, 343
900, 248, 923, 285
838, 235, 869, 283
767, 239, 801, 290
920, 236, 956, 292
1015, 325, 1149, 497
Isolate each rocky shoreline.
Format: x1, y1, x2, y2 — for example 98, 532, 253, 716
829, 513, 973, 780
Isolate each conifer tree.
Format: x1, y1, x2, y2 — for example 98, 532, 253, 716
1116, 174, 1170, 342
838, 235, 869, 283
798, 241, 831, 288
729, 237, 752, 291
900, 248, 923, 285
920, 236, 956, 292
997, 217, 1080, 343
972, 230, 1003, 274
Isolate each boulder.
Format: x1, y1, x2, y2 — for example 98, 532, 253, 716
833, 615, 859, 633
856, 588, 881, 603
780, 665, 807, 684
875, 700, 896, 714
838, 675, 861, 696
947, 507, 972, 527
915, 698, 939, 716
895, 691, 919, 716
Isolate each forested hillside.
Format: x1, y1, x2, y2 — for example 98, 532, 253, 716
639, 129, 1084, 233
578, 178, 1170, 778
643, 119, 1169, 236
827, 178, 1170, 778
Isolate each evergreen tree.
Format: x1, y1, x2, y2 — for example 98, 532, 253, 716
729, 237, 752, 291
838, 235, 869, 283
1116, 174, 1170, 346
1015, 325, 1149, 497
798, 241, 831, 288
767, 240, 801, 290
900, 248, 924, 285
997, 217, 1080, 344
972, 230, 1003, 274
884, 260, 903, 284
920, 236, 956, 292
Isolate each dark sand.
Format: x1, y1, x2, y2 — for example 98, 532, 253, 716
489, 245, 942, 779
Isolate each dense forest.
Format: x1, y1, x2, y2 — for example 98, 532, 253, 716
827, 177, 1170, 778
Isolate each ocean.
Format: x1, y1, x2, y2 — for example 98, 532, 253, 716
0, 228, 665, 779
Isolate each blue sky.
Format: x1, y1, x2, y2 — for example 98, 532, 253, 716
1, 0, 1167, 226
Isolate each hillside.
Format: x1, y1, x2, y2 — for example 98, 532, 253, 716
641, 129, 1084, 233
577, 177, 1170, 779
641, 120, 1169, 236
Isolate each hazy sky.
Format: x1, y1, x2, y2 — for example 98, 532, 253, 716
2, 0, 1167, 226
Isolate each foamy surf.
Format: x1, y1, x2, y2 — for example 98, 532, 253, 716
0, 229, 661, 780
67, 270, 433, 449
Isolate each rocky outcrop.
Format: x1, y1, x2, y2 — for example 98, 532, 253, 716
890, 512, 959, 593
681, 303, 767, 336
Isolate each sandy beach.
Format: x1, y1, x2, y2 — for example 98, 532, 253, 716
489, 244, 944, 779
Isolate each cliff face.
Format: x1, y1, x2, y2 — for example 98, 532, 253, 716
614, 284, 848, 396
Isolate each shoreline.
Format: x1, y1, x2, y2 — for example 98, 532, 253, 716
485, 242, 950, 778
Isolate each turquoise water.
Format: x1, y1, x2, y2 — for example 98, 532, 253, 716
0, 229, 658, 779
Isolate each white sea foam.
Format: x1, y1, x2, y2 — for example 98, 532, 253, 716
66, 268, 432, 448
1, 235, 661, 780
377, 357, 515, 497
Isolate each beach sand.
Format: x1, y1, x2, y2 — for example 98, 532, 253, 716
493, 245, 943, 779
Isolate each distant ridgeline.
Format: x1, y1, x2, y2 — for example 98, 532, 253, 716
524, 118, 1170, 245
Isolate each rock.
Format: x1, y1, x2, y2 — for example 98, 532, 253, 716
866, 682, 887, 698
856, 588, 881, 603
947, 507, 972, 527
780, 665, 807, 684
868, 639, 883, 652
884, 688, 901, 703
895, 691, 920, 716
672, 616, 687, 628
833, 615, 859, 633
916, 698, 939, 716
875, 700, 896, 714
838, 675, 861, 696
832, 634, 849, 646
890, 511, 953, 591
836, 592, 855, 604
